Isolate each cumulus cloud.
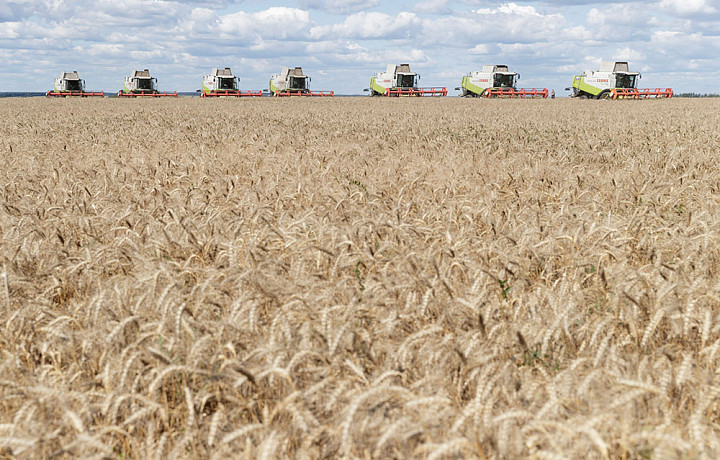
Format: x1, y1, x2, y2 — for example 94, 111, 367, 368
613, 47, 646, 62
188, 8, 220, 33
587, 4, 652, 27
468, 43, 490, 54
420, 3, 565, 46
659, 0, 718, 16
530, 0, 627, 3
299, 0, 379, 14
414, 0, 452, 14
649, 29, 718, 58
219, 7, 313, 40
562, 25, 592, 40
310, 12, 422, 39
0, 0, 45, 22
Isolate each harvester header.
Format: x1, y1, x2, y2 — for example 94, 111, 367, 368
269, 67, 334, 97
370, 64, 447, 96
202, 67, 262, 97
569, 61, 672, 99
117, 69, 177, 97
458, 65, 547, 98
46, 71, 105, 97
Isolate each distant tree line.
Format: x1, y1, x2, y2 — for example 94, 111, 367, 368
0, 92, 46, 98
675, 92, 720, 98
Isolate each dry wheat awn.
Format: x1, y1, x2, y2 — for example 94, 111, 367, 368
2, 97, 720, 458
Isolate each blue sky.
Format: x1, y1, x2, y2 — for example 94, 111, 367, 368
1, 0, 718, 94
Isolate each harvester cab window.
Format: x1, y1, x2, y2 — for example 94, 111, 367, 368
137, 79, 153, 90
290, 77, 307, 90
494, 74, 515, 88
219, 77, 235, 90
397, 74, 415, 88
67, 80, 82, 91
616, 74, 637, 89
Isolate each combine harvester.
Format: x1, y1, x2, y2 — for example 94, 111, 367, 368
202, 67, 262, 97
369, 64, 447, 96
458, 65, 547, 98
569, 61, 672, 99
268, 67, 334, 97
46, 71, 104, 97
117, 69, 177, 98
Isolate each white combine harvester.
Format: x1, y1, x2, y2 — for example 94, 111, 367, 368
201, 67, 262, 97
368, 64, 446, 96
458, 65, 547, 98
569, 61, 673, 99
268, 67, 334, 97
46, 71, 104, 97
117, 69, 177, 98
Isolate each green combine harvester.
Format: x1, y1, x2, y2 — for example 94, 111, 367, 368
457, 64, 547, 98
268, 67, 334, 97
568, 61, 672, 99
46, 71, 104, 97
117, 69, 177, 98
368, 64, 446, 96
201, 67, 262, 97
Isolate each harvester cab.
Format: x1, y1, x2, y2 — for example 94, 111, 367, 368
369, 64, 447, 96
46, 71, 105, 97
269, 67, 334, 97
459, 65, 548, 98
118, 69, 177, 97
570, 61, 672, 99
201, 67, 262, 97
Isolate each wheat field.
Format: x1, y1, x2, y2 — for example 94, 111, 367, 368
1, 97, 719, 459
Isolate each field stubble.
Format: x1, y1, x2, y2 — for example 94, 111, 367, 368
1, 97, 720, 458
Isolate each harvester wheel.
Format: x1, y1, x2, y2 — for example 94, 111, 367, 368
599, 91, 612, 100
578, 94, 588, 100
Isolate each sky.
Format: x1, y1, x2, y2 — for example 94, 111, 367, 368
1, 0, 719, 94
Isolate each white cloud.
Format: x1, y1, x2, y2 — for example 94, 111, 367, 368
562, 25, 592, 40
188, 8, 220, 33
414, 0, 451, 14
468, 44, 490, 54
299, 0, 379, 14
420, 3, 565, 46
219, 7, 313, 40
613, 47, 646, 63
0, 22, 21, 39
0, 0, 44, 21
473, 3, 542, 15
587, 4, 652, 27
310, 12, 422, 39
75, 43, 125, 57
560, 56, 602, 74
659, 0, 718, 16
651, 30, 683, 41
